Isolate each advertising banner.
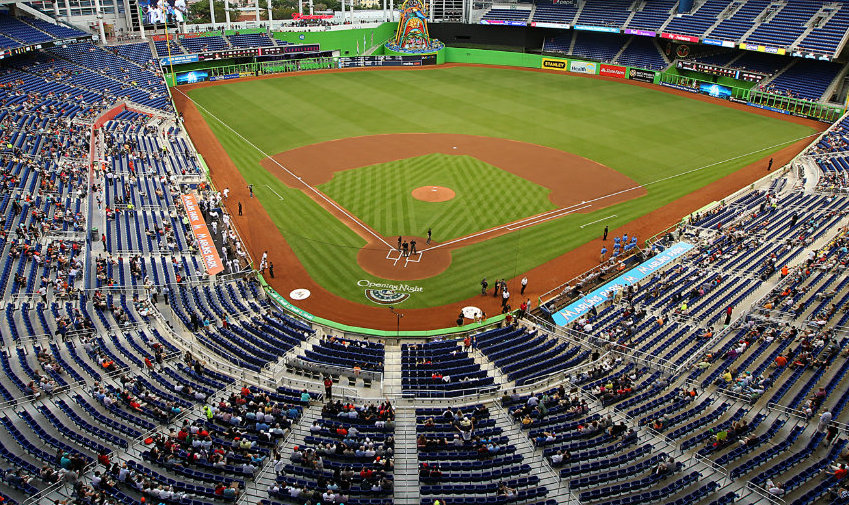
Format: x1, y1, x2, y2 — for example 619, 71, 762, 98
599, 64, 626, 78
699, 82, 732, 98
552, 242, 694, 326
480, 19, 527, 26
628, 68, 656, 83
541, 57, 568, 71
739, 43, 786, 55
702, 38, 736, 48
574, 25, 620, 33
175, 70, 208, 84
624, 28, 656, 37
661, 32, 700, 43
181, 194, 225, 276
160, 54, 199, 66
569, 60, 597, 74
530, 22, 570, 29
660, 81, 698, 93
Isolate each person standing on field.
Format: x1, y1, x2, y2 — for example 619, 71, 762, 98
521, 277, 528, 295
427, 228, 432, 244
603, 226, 608, 241
480, 278, 488, 295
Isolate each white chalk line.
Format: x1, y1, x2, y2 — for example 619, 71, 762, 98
581, 214, 617, 229
175, 88, 393, 250
506, 205, 592, 231
265, 184, 285, 201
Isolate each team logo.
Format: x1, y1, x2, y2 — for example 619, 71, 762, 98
365, 289, 410, 305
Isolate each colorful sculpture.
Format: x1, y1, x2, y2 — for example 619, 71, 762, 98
386, 0, 444, 53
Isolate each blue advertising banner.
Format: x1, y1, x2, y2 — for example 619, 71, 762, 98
552, 242, 694, 326
160, 54, 199, 65
574, 25, 621, 33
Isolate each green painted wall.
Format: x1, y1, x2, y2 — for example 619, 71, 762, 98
444, 47, 542, 67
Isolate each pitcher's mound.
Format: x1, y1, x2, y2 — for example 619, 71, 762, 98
412, 186, 455, 202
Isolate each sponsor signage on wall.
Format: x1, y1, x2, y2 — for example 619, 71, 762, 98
541, 57, 568, 71
628, 68, 656, 83
702, 38, 736, 48
661, 32, 700, 43
739, 42, 786, 55
568, 60, 597, 74
624, 28, 656, 37
160, 54, 199, 65
181, 194, 225, 276
574, 25, 621, 33
599, 64, 626, 78
480, 19, 527, 25
530, 22, 570, 29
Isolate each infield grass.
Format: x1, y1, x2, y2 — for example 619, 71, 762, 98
318, 153, 556, 241
187, 65, 817, 308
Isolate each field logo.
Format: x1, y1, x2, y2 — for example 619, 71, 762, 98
599, 64, 626, 78
541, 58, 568, 71
569, 60, 597, 74
628, 68, 656, 83
365, 289, 410, 305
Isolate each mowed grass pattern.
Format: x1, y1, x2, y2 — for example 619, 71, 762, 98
189, 66, 817, 309
318, 153, 556, 240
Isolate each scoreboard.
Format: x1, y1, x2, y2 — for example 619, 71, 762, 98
677, 60, 766, 82
199, 44, 321, 61
338, 54, 437, 68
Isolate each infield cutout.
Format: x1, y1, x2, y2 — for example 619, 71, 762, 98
412, 186, 455, 202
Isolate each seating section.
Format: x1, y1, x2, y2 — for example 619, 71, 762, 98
228, 32, 277, 48
576, 0, 633, 28
402, 341, 495, 397
180, 35, 229, 54
627, 0, 677, 32
570, 31, 623, 63
664, 0, 729, 36
766, 59, 843, 100
531, 2, 579, 26
416, 403, 548, 505
480, 8, 530, 24
274, 401, 395, 505
301, 336, 385, 373
616, 36, 667, 71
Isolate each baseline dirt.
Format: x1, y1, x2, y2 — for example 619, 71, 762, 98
173, 64, 828, 331
412, 186, 455, 202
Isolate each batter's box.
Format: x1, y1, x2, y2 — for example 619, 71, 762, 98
385, 249, 404, 266
404, 252, 423, 267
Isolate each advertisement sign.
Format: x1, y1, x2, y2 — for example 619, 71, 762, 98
181, 194, 224, 276
292, 13, 334, 19
569, 60, 597, 74
792, 50, 832, 61
574, 25, 620, 33
628, 68, 656, 83
702, 38, 736, 48
209, 73, 240, 81
541, 57, 568, 71
160, 53, 199, 66
699, 82, 732, 98
480, 19, 527, 26
553, 242, 694, 325
739, 43, 786, 55
175, 70, 208, 84
624, 28, 656, 37
530, 22, 570, 29
660, 81, 698, 93
661, 32, 700, 43
599, 64, 626, 78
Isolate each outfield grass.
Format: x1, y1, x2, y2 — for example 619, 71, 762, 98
318, 153, 556, 240
188, 65, 817, 308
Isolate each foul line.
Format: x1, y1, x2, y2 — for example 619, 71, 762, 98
506, 205, 592, 231
265, 184, 285, 201
174, 88, 393, 250
581, 214, 617, 229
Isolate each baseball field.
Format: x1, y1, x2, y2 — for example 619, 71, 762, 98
176, 64, 822, 320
